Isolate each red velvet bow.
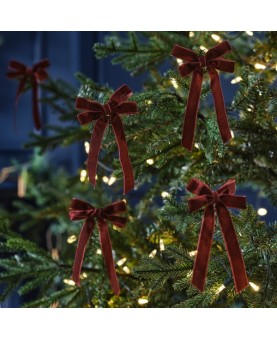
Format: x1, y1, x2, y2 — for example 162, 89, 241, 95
187, 178, 249, 293
76, 85, 138, 194
7, 59, 49, 130
69, 198, 127, 295
171, 41, 235, 151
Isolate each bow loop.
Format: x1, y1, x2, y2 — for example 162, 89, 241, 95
205, 40, 232, 61
187, 178, 248, 293
109, 84, 133, 107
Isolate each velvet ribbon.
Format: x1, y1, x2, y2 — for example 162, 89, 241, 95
69, 198, 127, 295
7, 59, 49, 130
76, 85, 138, 194
171, 41, 235, 151
187, 178, 249, 293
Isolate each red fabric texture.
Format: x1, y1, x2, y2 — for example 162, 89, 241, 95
69, 198, 127, 295
7, 59, 49, 130
76, 84, 138, 194
171, 41, 234, 151
186, 178, 249, 293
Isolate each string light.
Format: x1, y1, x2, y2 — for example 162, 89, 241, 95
189, 250, 198, 257
145, 100, 152, 105
51, 248, 59, 260
146, 159, 154, 165
84, 141, 90, 154
200, 46, 208, 53
231, 76, 242, 84
257, 208, 267, 216
149, 249, 157, 258
67, 235, 77, 244
102, 176, 109, 183
117, 257, 127, 266
123, 266, 131, 274
159, 239, 165, 251
63, 279, 75, 286
249, 281, 260, 292
80, 169, 87, 182
123, 199, 127, 203
171, 78, 179, 89
254, 63, 266, 70
230, 130, 235, 138
211, 34, 222, 42
216, 284, 226, 294
138, 297, 149, 305
82, 272, 88, 278
161, 191, 170, 198
194, 143, 200, 149
189, 32, 195, 38
96, 249, 102, 255
177, 58, 183, 65
246, 31, 253, 36
108, 176, 116, 186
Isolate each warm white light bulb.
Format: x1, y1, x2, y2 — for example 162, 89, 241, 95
231, 76, 242, 84
189, 250, 198, 257
123, 266, 131, 274
257, 208, 267, 216
96, 249, 102, 255
161, 191, 170, 198
84, 141, 90, 154
177, 58, 183, 65
117, 257, 127, 266
159, 239, 165, 251
246, 31, 253, 36
230, 130, 235, 138
255, 63, 266, 70
80, 169, 87, 182
149, 249, 157, 258
171, 78, 179, 89
211, 34, 221, 42
138, 298, 149, 305
249, 281, 260, 292
67, 235, 77, 244
216, 284, 226, 294
108, 176, 116, 186
189, 32, 195, 38
102, 176, 109, 183
63, 279, 75, 286
200, 45, 208, 53
146, 159, 154, 165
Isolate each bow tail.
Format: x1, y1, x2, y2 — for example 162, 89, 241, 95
216, 203, 249, 293
209, 68, 232, 143
192, 204, 215, 291
182, 70, 203, 151
98, 217, 120, 295
32, 79, 42, 130
87, 119, 109, 187
72, 220, 95, 285
112, 115, 134, 194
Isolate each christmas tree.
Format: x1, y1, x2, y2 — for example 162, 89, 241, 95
0, 31, 276, 308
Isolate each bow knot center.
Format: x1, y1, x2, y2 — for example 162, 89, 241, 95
26, 67, 33, 76
212, 191, 220, 204
103, 103, 112, 118
199, 55, 207, 69
89, 208, 102, 218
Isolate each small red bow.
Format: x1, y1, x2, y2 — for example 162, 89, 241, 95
76, 85, 138, 194
7, 59, 49, 130
171, 41, 234, 151
69, 198, 127, 295
187, 178, 249, 293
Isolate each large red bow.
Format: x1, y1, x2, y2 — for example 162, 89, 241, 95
7, 59, 49, 130
171, 41, 234, 151
187, 178, 249, 293
69, 198, 127, 295
76, 85, 138, 194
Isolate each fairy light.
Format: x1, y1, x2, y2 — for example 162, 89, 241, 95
249, 282, 260, 292
211, 34, 222, 42
96, 249, 102, 255
171, 78, 179, 89
159, 239, 165, 251
123, 199, 127, 203
149, 249, 157, 258
63, 279, 75, 286
102, 176, 109, 183
82, 272, 88, 278
257, 208, 267, 216
200, 46, 208, 53
231, 130, 235, 138
117, 257, 127, 266
108, 176, 117, 186
231, 76, 242, 84
80, 169, 87, 182
177, 58, 183, 65
189, 32, 195, 38
189, 250, 198, 257
67, 235, 77, 244
194, 143, 200, 149
138, 298, 149, 305
161, 191, 170, 198
246, 31, 253, 36
123, 266, 131, 274
216, 284, 226, 294
255, 63, 266, 70
146, 158, 154, 165
84, 141, 90, 154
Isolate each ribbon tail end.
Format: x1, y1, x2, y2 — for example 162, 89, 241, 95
181, 138, 193, 152
191, 279, 205, 292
